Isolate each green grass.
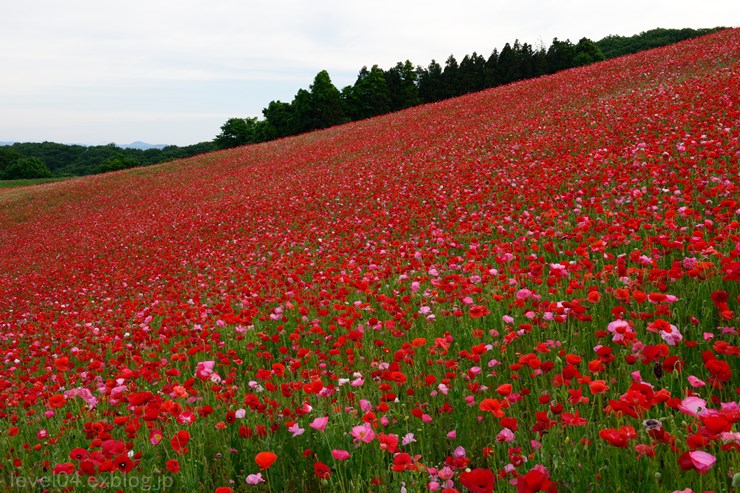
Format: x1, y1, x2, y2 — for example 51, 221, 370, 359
0, 177, 72, 189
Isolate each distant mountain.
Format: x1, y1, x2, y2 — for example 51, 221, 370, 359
0, 141, 14, 146
118, 141, 168, 150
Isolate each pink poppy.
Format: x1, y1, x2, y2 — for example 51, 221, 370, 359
331, 449, 350, 460
351, 423, 375, 444
678, 396, 707, 417
309, 416, 329, 432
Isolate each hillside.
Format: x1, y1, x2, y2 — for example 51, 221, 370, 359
2, 27, 722, 181
0, 29, 738, 493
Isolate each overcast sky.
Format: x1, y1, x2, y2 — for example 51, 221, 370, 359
1, 1, 737, 146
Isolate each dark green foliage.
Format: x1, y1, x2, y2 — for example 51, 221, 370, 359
97, 154, 141, 174
595, 27, 724, 59
517, 42, 534, 80
283, 71, 347, 134
8, 142, 88, 174
214, 117, 263, 149
0, 157, 52, 179
418, 59, 444, 103
497, 42, 521, 83
1, 141, 217, 179
384, 61, 421, 111
457, 52, 486, 94
532, 47, 549, 77
573, 37, 605, 66
290, 89, 315, 134
546, 38, 576, 73
308, 70, 347, 129
483, 49, 499, 87
442, 55, 460, 98
156, 141, 219, 162
262, 101, 295, 139
0, 147, 25, 171
342, 65, 392, 120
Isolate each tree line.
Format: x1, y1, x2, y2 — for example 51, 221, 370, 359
213, 27, 723, 149
0, 27, 723, 180
214, 37, 604, 148
0, 141, 217, 179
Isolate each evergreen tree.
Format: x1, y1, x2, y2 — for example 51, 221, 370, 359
214, 117, 262, 149
595, 27, 722, 59
546, 38, 576, 73
532, 45, 549, 77
497, 42, 520, 83
518, 42, 535, 80
573, 37, 605, 66
262, 101, 295, 139
385, 60, 421, 111
442, 55, 460, 98
484, 48, 499, 87
458, 52, 486, 94
290, 88, 315, 133
342, 65, 391, 120
418, 59, 444, 103
308, 70, 347, 129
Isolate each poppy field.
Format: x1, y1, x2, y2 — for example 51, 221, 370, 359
0, 29, 738, 493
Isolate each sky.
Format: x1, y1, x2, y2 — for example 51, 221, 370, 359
1, 1, 738, 146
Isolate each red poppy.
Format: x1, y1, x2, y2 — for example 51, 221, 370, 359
314, 461, 331, 479
586, 290, 601, 303
79, 460, 97, 476
479, 398, 509, 418
635, 443, 656, 459
378, 433, 399, 453
460, 468, 495, 493
53, 357, 71, 372
100, 439, 126, 459
470, 305, 490, 318
599, 426, 636, 448
48, 394, 66, 409
705, 358, 731, 384
496, 383, 513, 396
701, 414, 731, 435
52, 462, 76, 475
255, 451, 277, 470
170, 430, 191, 455
166, 459, 181, 473
391, 453, 417, 472
710, 290, 729, 305
516, 466, 554, 492
588, 380, 608, 394
115, 454, 135, 473
69, 448, 88, 461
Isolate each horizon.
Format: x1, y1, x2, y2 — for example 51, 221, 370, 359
1, 0, 738, 146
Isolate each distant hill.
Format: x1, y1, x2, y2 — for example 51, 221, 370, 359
1, 141, 167, 150
118, 141, 168, 150
2, 141, 217, 177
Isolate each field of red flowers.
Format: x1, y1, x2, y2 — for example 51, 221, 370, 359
0, 29, 738, 493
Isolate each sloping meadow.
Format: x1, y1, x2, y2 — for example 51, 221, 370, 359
0, 29, 738, 493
